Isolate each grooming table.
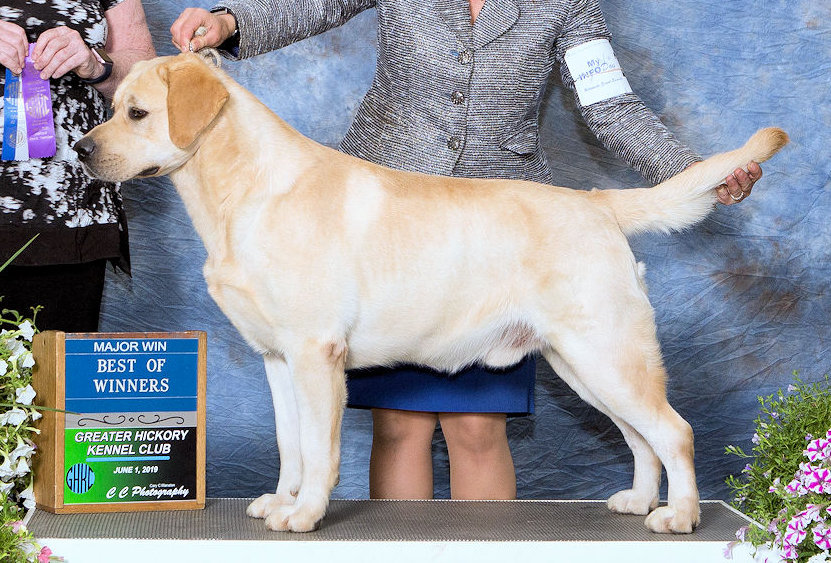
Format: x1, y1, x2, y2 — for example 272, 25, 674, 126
28, 498, 756, 562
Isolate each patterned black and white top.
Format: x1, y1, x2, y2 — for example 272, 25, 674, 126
0, 0, 127, 270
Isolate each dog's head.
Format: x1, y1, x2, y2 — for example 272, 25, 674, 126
75, 52, 230, 182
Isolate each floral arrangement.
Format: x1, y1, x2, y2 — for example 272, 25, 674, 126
726, 376, 831, 563
1, 236, 61, 562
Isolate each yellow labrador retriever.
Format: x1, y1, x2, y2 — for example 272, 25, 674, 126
75, 53, 787, 533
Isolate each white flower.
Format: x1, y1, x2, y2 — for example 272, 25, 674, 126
10, 436, 35, 463
19, 484, 35, 510
19, 540, 36, 558
807, 552, 830, 563
0, 359, 7, 376
18, 320, 34, 341
15, 383, 36, 405
6, 337, 25, 357
0, 407, 27, 426
0, 480, 13, 494
19, 351, 34, 368
0, 455, 13, 480
30, 409, 42, 421
752, 542, 785, 563
13, 457, 30, 478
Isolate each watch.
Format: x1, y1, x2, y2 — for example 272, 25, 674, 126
210, 7, 240, 51
81, 47, 113, 85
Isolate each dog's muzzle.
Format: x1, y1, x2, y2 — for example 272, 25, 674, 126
73, 136, 96, 163
73, 136, 160, 179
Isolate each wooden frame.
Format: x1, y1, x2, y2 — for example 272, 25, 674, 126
32, 331, 206, 514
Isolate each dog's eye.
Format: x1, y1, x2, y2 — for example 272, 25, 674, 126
128, 107, 148, 120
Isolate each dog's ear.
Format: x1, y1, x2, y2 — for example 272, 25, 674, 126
164, 55, 230, 149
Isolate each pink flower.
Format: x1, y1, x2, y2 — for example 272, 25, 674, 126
782, 505, 819, 546
736, 526, 749, 541
801, 504, 824, 523
723, 540, 737, 559
814, 524, 831, 551
804, 438, 831, 462
785, 516, 808, 546
7, 520, 24, 533
786, 478, 808, 497
803, 466, 831, 494
38, 546, 52, 563
780, 543, 798, 560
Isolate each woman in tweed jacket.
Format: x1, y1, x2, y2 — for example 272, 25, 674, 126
172, 0, 761, 500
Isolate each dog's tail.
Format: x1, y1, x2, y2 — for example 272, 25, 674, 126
590, 127, 789, 236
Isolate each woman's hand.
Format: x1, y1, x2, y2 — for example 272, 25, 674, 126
715, 161, 762, 205
31, 26, 103, 81
170, 8, 236, 53
0, 20, 28, 75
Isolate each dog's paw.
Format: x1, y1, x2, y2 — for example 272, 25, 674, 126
644, 504, 700, 534
247, 493, 295, 519
264, 505, 322, 533
607, 489, 658, 515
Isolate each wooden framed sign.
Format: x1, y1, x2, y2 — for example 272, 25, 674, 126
31, 331, 206, 513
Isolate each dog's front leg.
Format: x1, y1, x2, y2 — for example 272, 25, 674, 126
248, 353, 304, 520
263, 338, 347, 532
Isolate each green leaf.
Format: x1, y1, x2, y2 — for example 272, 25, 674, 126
0, 235, 38, 273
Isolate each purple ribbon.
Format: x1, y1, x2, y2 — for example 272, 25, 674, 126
20, 43, 56, 159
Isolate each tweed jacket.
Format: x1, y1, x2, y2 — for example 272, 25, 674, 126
216, 0, 700, 184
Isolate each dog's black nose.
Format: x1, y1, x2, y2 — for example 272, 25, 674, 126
73, 137, 96, 162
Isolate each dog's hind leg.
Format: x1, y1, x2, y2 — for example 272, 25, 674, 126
263, 338, 348, 532
541, 327, 698, 534
542, 349, 661, 516
247, 353, 304, 519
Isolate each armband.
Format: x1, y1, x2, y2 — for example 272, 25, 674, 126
564, 39, 633, 107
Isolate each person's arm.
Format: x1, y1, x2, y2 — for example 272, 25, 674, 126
30, 0, 155, 99
171, 0, 376, 60
98, 0, 156, 99
554, 0, 700, 185
554, 1, 759, 204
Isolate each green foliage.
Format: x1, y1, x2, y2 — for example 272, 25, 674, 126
726, 375, 831, 562
0, 520, 50, 563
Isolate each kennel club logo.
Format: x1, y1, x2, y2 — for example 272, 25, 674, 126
61, 336, 199, 504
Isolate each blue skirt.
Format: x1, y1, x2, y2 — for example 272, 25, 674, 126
346, 356, 535, 416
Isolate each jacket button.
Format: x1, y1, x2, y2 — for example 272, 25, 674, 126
458, 49, 473, 65
451, 91, 465, 105
447, 136, 462, 150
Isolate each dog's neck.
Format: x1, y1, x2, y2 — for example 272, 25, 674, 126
168, 80, 316, 255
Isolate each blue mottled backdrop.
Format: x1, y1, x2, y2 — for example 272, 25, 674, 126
100, 0, 831, 501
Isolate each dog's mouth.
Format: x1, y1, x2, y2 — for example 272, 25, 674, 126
137, 166, 161, 177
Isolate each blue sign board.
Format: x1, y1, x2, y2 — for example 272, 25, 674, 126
64, 337, 199, 413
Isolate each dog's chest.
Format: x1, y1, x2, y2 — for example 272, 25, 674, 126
204, 267, 283, 354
